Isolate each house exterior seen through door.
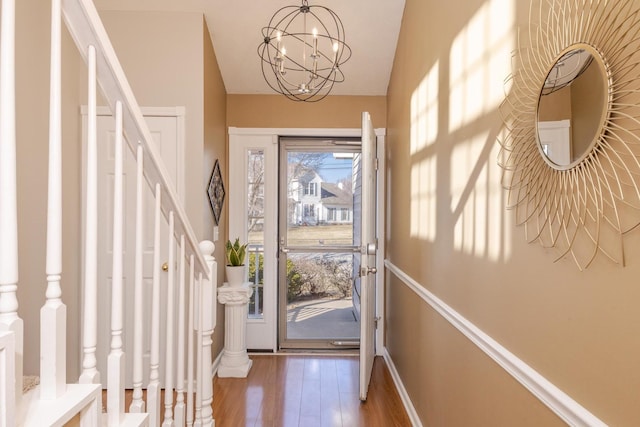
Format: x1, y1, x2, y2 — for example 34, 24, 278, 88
278, 138, 362, 350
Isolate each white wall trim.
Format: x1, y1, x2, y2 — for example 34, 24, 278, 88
382, 348, 422, 427
211, 347, 223, 378
229, 125, 387, 353
228, 126, 386, 137
384, 259, 607, 427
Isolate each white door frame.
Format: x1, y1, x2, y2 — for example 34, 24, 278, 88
81, 105, 186, 381
82, 106, 186, 199
537, 119, 571, 166
228, 127, 385, 354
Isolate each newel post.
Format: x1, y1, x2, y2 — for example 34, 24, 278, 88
198, 240, 217, 427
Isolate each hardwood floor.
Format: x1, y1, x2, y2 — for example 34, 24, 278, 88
213, 355, 412, 427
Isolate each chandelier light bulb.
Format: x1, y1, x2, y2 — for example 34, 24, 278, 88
279, 47, 286, 74
312, 28, 318, 57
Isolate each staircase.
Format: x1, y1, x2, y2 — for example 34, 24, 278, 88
0, 0, 217, 425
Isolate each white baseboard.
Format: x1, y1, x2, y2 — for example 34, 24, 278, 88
384, 259, 606, 427
211, 349, 223, 378
383, 348, 423, 427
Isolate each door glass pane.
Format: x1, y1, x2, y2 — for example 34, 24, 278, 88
286, 151, 354, 246
280, 143, 361, 348
248, 149, 264, 319
286, 252, 358, 340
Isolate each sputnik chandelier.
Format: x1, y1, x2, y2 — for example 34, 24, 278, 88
258, 0, 351, 102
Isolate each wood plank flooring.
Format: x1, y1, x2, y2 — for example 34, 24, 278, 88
213, 355, 412, 427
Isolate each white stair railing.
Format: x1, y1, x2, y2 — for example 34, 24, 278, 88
174, 236, 188, 426
41, 0, 66, 401
80, 42, 100, 386
0, 0, 23, 407
107, 100, 126, 425
0, 0, 219, 424
131, 144, 146, 415
148, 184, 163, 426
0, 331, 16, 426
163, 212, 177, 427
63, 0, 218, 423
198, 242, 217, 425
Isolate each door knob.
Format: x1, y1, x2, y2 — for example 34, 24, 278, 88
162, 262, 169, 272
359, 266, 377, 276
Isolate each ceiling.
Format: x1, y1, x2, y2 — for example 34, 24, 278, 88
94, 0, 406, 96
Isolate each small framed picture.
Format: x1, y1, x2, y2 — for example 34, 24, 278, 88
207, 159, 225, 225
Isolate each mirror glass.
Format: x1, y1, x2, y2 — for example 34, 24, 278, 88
536, 45, 608, 170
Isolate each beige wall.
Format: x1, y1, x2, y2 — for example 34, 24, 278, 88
571, 60, 605, 163
537, 86, 571, 121
100, 10, 205, 237
203, 18, 227, 357
227, 94, 386, 129
385, 0, 640, 425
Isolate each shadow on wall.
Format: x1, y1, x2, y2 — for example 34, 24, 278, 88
403, 0, 515, 264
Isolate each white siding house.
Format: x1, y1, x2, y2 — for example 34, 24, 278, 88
289, 172, 353, 225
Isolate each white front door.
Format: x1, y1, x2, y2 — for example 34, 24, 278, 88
83, 107, 184, 387
359, 111, 377, 401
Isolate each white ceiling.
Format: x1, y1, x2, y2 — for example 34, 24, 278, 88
94, 0, 406, 96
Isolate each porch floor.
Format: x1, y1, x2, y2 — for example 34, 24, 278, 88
287, 297, 360, 340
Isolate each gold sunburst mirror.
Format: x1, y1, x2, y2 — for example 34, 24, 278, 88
499, 0, 640, 269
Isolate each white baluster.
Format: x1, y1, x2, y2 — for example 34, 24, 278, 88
194, 273, 203, 427
107, 101, 125, 425
41, 0, 66, 400
80, 44, 99, 385
0, 332, 15, 426
147, 184, 162, 427
130, 144, 145, 413
186, 255, 195, 427
0, 0, 22, 400
175, 235, 187, 426
163, 212, 176, 426
198, 241, 216, 427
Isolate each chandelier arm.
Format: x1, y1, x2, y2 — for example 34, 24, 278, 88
258, 0, 350, 101
267, 7, 300, 35
259, 43, 308, 97
261, 39, 347, 83
274, 34, 346, 75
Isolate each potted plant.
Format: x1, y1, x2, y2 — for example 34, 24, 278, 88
225, 237, 248, 286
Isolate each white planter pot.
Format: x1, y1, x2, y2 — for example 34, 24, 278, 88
225, 265, 245, 287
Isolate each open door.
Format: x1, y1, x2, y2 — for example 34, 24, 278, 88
359, 111, 377, 401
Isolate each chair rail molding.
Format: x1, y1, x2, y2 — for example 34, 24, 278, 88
384, 259, 606, 427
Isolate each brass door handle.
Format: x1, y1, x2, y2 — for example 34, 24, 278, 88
162, 262, 169, 272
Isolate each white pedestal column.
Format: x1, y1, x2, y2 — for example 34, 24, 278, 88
217, 282, 253, 378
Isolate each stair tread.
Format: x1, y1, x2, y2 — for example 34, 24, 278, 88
18, 383, 101, 427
